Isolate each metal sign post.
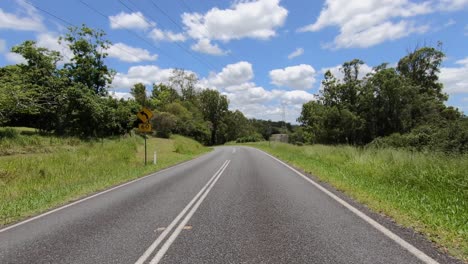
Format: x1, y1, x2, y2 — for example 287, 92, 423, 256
144, 133, 147, 165
137, 107, 154, 166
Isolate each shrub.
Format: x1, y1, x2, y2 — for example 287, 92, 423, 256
0, 128, 19, 139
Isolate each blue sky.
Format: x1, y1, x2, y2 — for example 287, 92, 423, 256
0, 0, 467, 122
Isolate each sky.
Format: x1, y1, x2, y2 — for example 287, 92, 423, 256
0, 0, 467, 123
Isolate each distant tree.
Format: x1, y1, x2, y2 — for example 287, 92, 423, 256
131, 83, 147, 106
169, 68, 198, 102
199, 89, 228, 145
151, 83, 180, 107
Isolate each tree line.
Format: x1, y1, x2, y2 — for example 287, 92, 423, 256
296, 45, 468, 154
0, 25, 285, 145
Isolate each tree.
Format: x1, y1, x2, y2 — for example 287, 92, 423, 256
61, 25, 114, 96
169, 68, 198, 102
199, 89, 228, 145
131, 83, 147, 106
397, 45, 446, 102
151, 83, 180, 107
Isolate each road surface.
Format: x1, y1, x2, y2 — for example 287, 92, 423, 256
0, 147, 459, 263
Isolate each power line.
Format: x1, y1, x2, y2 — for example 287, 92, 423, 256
23, 0, 73, 27
177, 0, 245, 63
148, 0, 185, 33
118, 0, 217, 70
77, 0, 182, 65
21, 0, 160, 64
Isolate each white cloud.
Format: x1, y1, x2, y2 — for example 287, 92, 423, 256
182, 0, 287, 42
110, 91, 133, 100
107, 43, 158, 62
196, 61, 316, 122
279, 90, 317, 105
201, 61, 253, 89
298, 0, 432, 48
437, 0, 468, 11
109, 12, 155, 30
287, 47, 304, 59
26, 32, 73, 64
112, 65, 175, 89
269, 64, 316, 90
226, 87, 316, 123
191, 39, 227, 55
320, 63, 374, 81
440, 57, 468, 94
148, 28, 186, 42
0, 39, 5, 53
0, 1, 45, 31
333, 21, 428, 48
5, 52, 26, 64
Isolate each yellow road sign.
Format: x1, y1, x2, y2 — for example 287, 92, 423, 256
137, 107, 154, 123
138, 123, 152, 133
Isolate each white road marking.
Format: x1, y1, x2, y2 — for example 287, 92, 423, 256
149, 160, 230, 264
232, 148, 236, 154
0, 152, 213, 234
135, 160, 230, 264
255, 148, 439, 264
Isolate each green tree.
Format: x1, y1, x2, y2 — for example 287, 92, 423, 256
199, 89, 228, 145
61, 25, 114, 96
131, 83, 147, 106
169, 68, 198, 102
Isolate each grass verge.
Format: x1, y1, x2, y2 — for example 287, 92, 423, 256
0, 130, 210, 227
237, 141, 467, 261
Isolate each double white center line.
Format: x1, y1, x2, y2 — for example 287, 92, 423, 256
135, 160, 231, 264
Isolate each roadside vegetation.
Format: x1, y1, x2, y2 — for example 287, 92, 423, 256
0, 127, 210, 226
239, 141, 467, 261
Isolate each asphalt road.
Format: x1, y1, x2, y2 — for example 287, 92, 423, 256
0, 146, 460, 264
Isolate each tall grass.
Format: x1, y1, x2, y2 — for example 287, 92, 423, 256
0, 132, 210, 226
242, 142, 468, 261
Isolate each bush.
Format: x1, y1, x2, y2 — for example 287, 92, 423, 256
368, 120, 468, 154
0, 128, 19, 139
236, 133, 263, 143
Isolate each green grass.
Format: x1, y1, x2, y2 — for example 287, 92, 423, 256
238, 141, 467, 261
0, 130, 211, 227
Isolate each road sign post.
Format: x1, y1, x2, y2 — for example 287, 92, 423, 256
137, 107, 154, 166
144, 133, 147, 165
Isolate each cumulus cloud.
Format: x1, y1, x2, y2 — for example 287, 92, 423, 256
287, 47, 304, 59
5, 52, 26, 64
110, 91, 133, 100
148, 28, 187, 42
269, 64, 316, 90
279, 90, 317, 105
181, 0, 287, 42
0, 39, 5, 53
107, 43, 158, 62
36, 33, 73, 62
112, 65, 175, 89
440, 57, 468, 94
191, 39, 228, 55
298, 0, 432, 48
320, 63, 374, 81
0, 1, 45, 31
109, 12, 155, 30
437, 0, 468, 11
201, 61, 254, 89
198, 61, 315, 122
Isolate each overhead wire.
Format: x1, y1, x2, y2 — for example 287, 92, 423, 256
20, 0, 161, 65
177, 0, 245, 63
117, 0, 217, 70
77, 0, 183, 65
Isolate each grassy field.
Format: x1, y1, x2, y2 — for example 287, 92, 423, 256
0, 127, 211, 227
238, 141, 467, 261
